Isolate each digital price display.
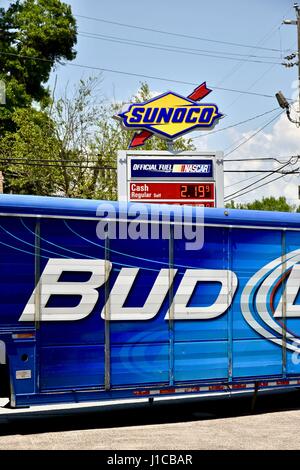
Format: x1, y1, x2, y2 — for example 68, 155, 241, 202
129, 182, 215, 205
180, 183, 214, 200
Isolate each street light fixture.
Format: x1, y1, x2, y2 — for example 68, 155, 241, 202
275, 91, 290, 109
275, 90, 300, 125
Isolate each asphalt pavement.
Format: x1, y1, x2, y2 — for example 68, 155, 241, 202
0, 389, 300, 449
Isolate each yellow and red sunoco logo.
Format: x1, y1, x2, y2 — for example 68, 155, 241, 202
117, 83, 223, 148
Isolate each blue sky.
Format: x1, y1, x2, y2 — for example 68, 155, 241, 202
3, 0, 300, 204
52, 1, 295, 116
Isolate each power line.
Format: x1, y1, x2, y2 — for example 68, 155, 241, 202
224, 63, 277, 110
192, 107, 280, 141
226, 157, 296, 197
225, 171, 267, 189
2, 158, 300, 176
1, 162, 292, 173
0, 51, 279, 99
224, 157, 299, 194
215, 5, 294, 121
79, 31, 283, 60
224, 169, 300, 201
2, 159, 299, 203
224, 158, 297, 200
224, 169, 298, 173
223, 41, 296, 110
2, 159, 299, 202
225, 154, 299, 196
215, 5, 293, 87
1, 155, 299, 165
0, 157, 116, 166
78, 31, 282, 65
216, 29, 281, 87
0, 160, 116, 170
225, 156, 298, 163
75, 14, 285, 52
224, 110, 285, 158
225, 159, 297, 193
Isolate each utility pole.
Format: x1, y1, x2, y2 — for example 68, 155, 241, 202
279, 3, 300, 125
0, 171, 3, 194
297, 3, 300, 113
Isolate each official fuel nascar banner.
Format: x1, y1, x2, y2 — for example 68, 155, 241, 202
130, 159, 213, 178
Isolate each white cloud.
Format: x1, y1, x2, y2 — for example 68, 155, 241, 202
221, 114, 300, 206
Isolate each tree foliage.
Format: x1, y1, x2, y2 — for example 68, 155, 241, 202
0, 107, 61, 195
226, 196, 298, 212
0, 0, 77, 135
0, 79, 195, 199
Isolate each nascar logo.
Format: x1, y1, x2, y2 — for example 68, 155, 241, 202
172, 164, 211, 173
116, 83, 223, 147
132, 163, 211, 174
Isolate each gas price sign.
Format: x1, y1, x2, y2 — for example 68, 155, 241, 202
118, 151, 224, 207
129, 182, 215, 204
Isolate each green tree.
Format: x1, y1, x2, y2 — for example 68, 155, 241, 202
0, 76, 103, 196
0, 0, 77, 135
0, 107, 62, 195
226, 196, 297, 212
0, 79, 196, 199
50, 76, 105, 198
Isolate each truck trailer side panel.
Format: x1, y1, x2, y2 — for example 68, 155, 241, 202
0, 194, 299, 407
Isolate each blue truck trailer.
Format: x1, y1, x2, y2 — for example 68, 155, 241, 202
0, 193, 300, 408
